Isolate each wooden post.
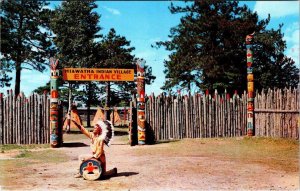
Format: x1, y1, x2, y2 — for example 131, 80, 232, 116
65, 83, 72, 133
0, 93, 3, 144
50, 58, 61, 147
105, 82, 111, 121
246, 33, 255, 136
137, 59, 146, 145
129, 95, 137, 146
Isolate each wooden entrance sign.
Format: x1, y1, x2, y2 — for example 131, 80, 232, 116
62, 68, 134, 81
80, 158, 103, 181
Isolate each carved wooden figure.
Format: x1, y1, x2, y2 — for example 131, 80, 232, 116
50, 58, 62, 147
246, 33, 255, 136
137, 59, 146, 144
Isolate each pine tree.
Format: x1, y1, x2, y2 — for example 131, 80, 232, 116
156, 0, 299, 93
50, 0, 101, 68
0, 60, 12, 88
49, 0, 101, 126
1, 0, 54, 95
96, 28, 155, 106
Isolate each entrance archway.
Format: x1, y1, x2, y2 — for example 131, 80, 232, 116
49, 58, 146, 147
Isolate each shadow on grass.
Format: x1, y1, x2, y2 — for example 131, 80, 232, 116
114, 131, 128, 136
111, 143, 128, 146
62, 142, 88, 147
64, 131, 83, 134
155, 139, 180, 145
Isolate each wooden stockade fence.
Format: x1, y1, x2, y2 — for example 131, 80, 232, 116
255, 88, 299, 139
0, 91, 50, 144
0, 88, 298, 145
145, 88, 299, 141
145, 91, 248, 141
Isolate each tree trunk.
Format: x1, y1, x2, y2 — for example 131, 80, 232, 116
15, 8, 24, 97
105, 82, 111, 120
14, 62, 21, 97
66, 83, 72, 133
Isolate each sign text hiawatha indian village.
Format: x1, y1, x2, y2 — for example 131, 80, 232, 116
63, 68, 134, 81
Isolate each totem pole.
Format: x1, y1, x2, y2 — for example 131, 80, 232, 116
50, 58, 62, 147
137, 59, 146, 145
246, 33, 255, 136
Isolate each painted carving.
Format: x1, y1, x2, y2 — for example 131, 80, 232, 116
50, 58, 61, 147
137, 59, 146, 145
247, 82, 254, 92
247, 74, 254, 82
246, 33, 255, 136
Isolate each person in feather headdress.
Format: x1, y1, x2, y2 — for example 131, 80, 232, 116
72, 119, 117, 178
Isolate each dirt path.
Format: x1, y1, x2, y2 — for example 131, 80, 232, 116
1, 135, 299, 191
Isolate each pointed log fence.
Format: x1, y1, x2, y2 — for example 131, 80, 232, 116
145, 88, 299, 141
145, 91, 248, 140
0, 91, 50, 144
0, 88, 298, 145
255, 88, 299, 139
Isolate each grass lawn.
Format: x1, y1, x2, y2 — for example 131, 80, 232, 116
133, 137, 299, 173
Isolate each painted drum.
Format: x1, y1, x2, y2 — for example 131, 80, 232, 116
80, 158, 102, 181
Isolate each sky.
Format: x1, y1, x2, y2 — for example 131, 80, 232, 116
2, 1, 299, 96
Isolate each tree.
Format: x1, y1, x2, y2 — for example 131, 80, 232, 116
50, 0, 101, 126
50, 0, 101, 68
1, 0, 54, 96
0, 60, 12, 88
96, 28, 156, 107
156, 0, 299, 94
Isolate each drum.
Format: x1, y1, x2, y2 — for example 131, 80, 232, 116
79, 158, 102, 180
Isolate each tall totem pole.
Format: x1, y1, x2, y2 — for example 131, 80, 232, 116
137, 59, 146, 145
50, 58, 62, 147
246, 33, 255, 136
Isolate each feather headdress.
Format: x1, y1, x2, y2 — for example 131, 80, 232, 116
96, 120, 114, 146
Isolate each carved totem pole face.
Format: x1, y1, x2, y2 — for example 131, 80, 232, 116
50, 58, 60, 147
137, 59, 146, 144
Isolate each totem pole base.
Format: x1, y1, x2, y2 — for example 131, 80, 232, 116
50, 143, 58, 148
138, 141, 145, 145
247, 129, 254, 136
50, 134, 59, 148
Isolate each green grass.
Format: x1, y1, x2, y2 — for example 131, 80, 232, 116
14, 149, 68, 163
0, 146, 69, 163
63, 132, 88, 142
133, 136, 299, 173
0, 144, 49, 152
63, 126, 129, 142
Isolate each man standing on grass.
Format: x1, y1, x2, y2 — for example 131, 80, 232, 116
72, 119, 117, 179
